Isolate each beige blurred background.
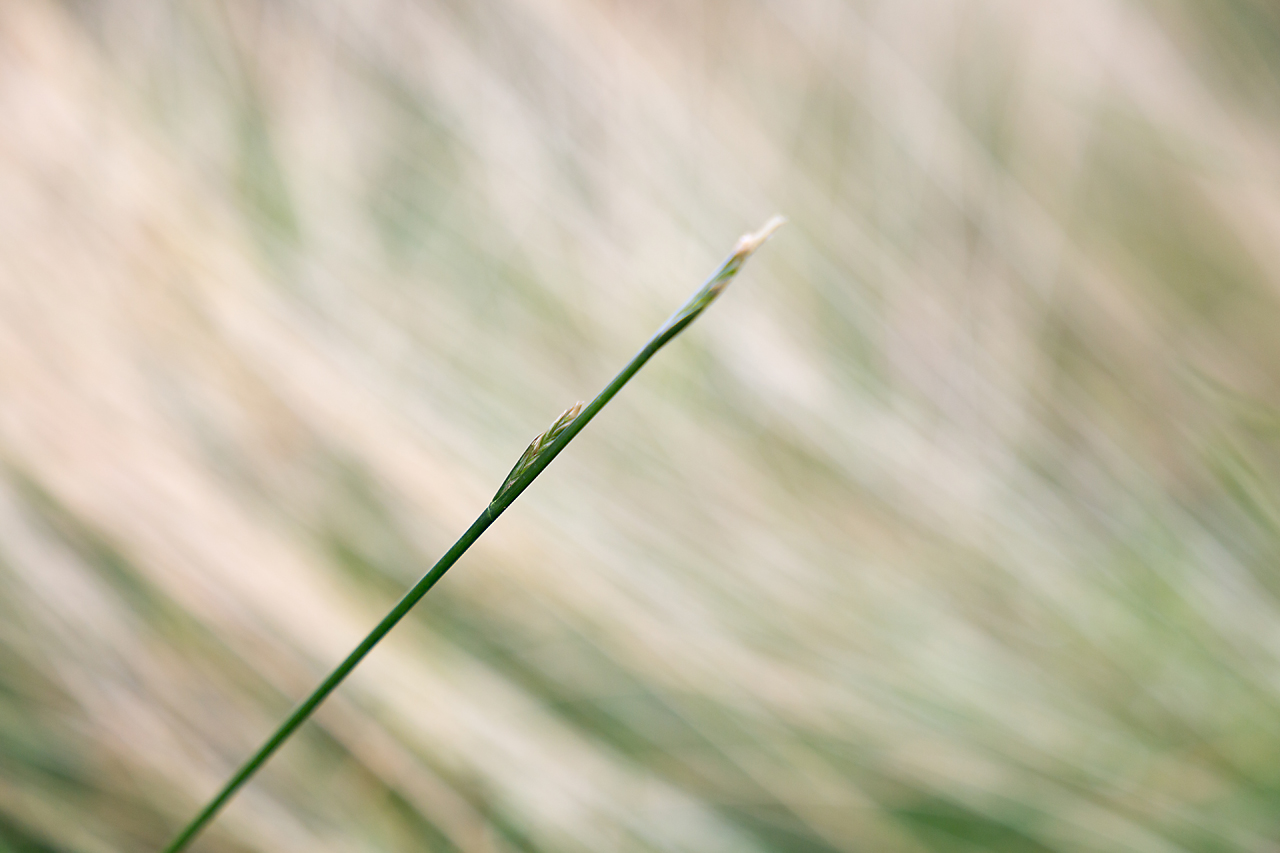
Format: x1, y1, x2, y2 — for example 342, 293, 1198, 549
5, 0, 1280, 850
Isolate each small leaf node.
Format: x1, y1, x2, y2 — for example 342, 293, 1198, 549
492, 401, 585, 506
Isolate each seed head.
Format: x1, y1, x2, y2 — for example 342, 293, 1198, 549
492, 401, 585, 506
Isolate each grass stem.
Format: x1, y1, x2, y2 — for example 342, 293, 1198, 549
162, 216, 782, 852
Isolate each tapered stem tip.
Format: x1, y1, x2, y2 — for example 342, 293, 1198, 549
733, 215, 786, 258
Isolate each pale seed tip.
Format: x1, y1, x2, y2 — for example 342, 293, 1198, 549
733, 215, 786, 258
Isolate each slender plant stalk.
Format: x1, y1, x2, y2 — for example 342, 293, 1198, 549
163, 216, 783, 852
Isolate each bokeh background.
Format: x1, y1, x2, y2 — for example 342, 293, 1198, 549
5, 0, 1280, 850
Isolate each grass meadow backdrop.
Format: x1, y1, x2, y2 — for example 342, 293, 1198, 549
4, 1, 1280, 850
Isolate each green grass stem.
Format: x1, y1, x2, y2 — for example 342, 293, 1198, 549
162, 216, 782, 852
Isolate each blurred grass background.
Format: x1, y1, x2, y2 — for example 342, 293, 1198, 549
4, 0, 1280, 850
